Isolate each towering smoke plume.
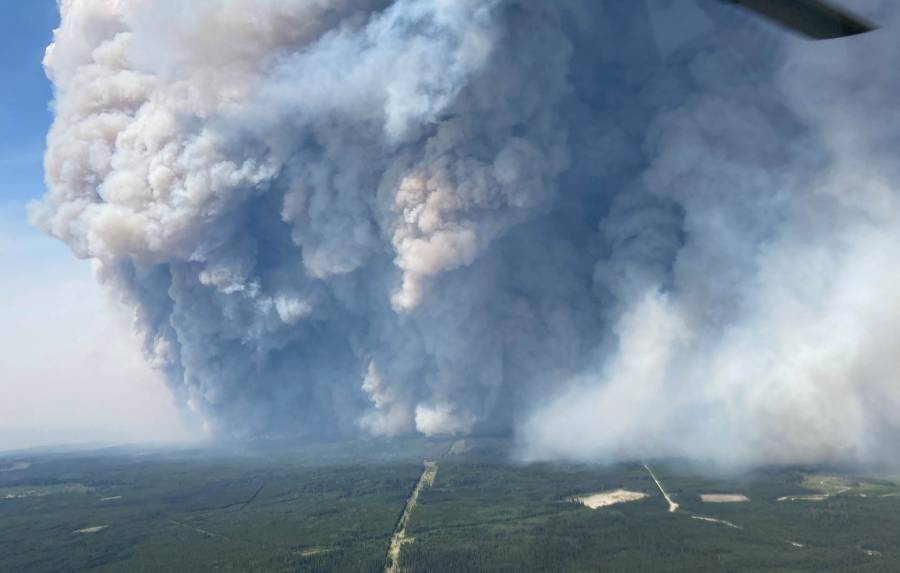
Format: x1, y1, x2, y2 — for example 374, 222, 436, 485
35, 0, 900, 465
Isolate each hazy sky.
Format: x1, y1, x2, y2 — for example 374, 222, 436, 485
0, 1, 187, 451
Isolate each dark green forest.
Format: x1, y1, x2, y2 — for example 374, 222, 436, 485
1, 438, 899, 572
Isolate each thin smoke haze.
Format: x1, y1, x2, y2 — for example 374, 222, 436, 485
33, 0, 900, 466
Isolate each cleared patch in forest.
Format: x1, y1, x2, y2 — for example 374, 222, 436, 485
700, 494, 749, 503
1, 483, 92, 500
571, 489, 648, 509
691, 515, 742, 529
778, 494, 827, 502
74, 526, 108, 534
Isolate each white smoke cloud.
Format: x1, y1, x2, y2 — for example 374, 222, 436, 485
34, 0, 900, 465
523, 0, 900, 466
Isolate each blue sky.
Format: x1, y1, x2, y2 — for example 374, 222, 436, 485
0, 2, 187, 451
0, 0, 58, 203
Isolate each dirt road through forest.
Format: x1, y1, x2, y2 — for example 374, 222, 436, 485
644, 464, 679, 512
385, 461, 437, 573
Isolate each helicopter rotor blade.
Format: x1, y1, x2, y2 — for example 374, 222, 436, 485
725, 0, 877, 39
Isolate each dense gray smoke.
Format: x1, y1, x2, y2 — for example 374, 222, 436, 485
35, 0, 900, 465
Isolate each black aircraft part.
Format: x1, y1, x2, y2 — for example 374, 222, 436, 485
725, 0, 877, 39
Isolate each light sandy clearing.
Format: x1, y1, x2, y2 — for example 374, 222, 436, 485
298, 547, 330, 557
74, 526, 108, 534
802, 475, 853, 496
644, 464, 678, 512
692, 515, 742, 529
572, 489, 647, 509
2, 483, 92, 500
168, 519, 226, 539
385, 461, 437, 573
777, 495, 827, 502
700, 494, 749, 503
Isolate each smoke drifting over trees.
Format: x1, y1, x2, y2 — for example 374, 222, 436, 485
35, 0, 900, 465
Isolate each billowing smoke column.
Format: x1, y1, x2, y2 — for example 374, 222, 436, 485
35, 0, 900, 466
